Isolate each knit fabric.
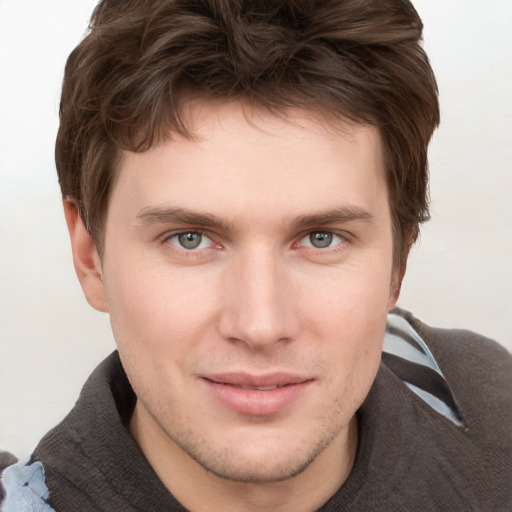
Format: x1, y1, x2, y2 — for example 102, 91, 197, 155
2, 310, 511, 511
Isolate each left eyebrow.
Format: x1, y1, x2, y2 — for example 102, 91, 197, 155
289, 206, 373, 229
135, 206, 233, 231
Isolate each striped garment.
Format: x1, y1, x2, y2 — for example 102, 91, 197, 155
1, 311, 509, 511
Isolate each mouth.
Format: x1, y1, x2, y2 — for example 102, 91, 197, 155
201, 373, 313, 416
238, 385, 285, 390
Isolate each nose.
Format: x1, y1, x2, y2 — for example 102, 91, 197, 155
217, 247, 300, 351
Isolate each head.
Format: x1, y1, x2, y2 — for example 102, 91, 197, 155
57, 0, 439, 272
58, 0, 439, 499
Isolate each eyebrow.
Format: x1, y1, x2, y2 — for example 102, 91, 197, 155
135, 205, 373, 231
135, 206, 233, 231
290, 206, 373, 229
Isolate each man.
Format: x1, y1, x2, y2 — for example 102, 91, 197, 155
1, 0, 511, 510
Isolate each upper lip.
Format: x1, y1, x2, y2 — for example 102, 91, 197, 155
202, 372, 312, 388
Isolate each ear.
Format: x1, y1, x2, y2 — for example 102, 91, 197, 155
388, 233, 413, 310
388, 263, 406, 310
63, 199, 108, 313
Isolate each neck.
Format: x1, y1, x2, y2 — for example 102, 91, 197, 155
130, 404, 358, 512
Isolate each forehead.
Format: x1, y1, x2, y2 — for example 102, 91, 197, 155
109, 101, 388, 226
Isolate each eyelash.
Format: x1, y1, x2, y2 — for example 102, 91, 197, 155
164, 231, 218, 252
296, 231, 346, 250
162, 229, 348, 254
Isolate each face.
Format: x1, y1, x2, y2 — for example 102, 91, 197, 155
83, 101, 399, 485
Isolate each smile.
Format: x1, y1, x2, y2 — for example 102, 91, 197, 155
201, 373, 313, 416
239, 385, 282, 390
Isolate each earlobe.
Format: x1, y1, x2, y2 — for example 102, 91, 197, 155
389, 233, 413, 310
388, 263, 407, 311
63, 199, 108, 313
388, 274, 402, 310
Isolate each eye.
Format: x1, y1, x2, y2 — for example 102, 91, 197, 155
299, 231, 344, 249
168, 231, 212, 250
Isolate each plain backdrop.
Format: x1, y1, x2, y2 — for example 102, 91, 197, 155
1, 0, 511, 458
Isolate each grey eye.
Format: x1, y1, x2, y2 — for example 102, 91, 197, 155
309, 232, 333, 248
177, 232, 203, 249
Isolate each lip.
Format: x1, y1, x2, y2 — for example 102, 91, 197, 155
201, 373, 313, 416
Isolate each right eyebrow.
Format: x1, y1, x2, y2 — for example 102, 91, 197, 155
289, 206, 373, 229
135, 206, 233, 231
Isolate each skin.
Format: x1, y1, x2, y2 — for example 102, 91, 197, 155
65, 101, 402, 512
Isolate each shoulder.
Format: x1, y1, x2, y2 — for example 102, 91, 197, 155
390, 308, 512, 443
1, 457, 55, 512
376, 310, 512, 509
401, 309, 512, 397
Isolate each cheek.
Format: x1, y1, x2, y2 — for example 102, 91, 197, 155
103, 261, 221, 360
296, 264, 389, 377
297, 258, 393, 326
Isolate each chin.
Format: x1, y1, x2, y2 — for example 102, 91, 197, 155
171, 422, 343, 484
189, 448, 317, 484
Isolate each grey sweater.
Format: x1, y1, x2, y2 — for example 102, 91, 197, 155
2, 311, 511, 511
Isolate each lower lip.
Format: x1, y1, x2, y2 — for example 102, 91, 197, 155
202, 379, 312, 416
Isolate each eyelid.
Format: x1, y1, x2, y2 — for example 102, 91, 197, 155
160, 228, 349, 252
163, 229, 219, 251
295, 230, 348, 248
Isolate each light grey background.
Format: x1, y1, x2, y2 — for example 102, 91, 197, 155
1, 0, 511, 458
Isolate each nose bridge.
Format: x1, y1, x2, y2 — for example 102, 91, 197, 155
219, 244, 297, 349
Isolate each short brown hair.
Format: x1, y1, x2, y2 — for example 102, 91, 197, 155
56, 0, 439, 268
